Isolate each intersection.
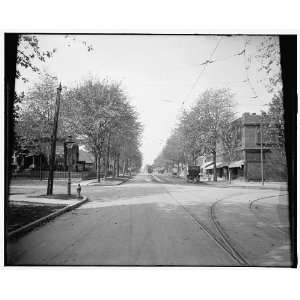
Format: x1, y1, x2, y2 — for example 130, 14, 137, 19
7, 173, 291, 266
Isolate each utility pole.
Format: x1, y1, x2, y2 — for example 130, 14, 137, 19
65, 136, 74, 195
39, 154, 42, 180
47, 83, 62, 195
260, 113, 264, 186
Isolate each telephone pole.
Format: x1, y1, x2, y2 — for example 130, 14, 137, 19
47, 83, 62, 195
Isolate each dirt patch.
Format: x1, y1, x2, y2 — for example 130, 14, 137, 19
7, 202, 66, 232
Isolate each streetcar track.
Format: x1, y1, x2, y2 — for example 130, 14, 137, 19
210, 200, 249, 265
164, 188, 250, 266
150, 176, 288, 265
248, 194, 289, 235
249, 193, 288, 209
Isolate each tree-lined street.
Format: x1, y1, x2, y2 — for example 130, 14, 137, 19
7, 174, 290, 266
6, 34, 294, 268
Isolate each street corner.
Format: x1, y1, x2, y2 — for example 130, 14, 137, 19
7, 193, 89, 241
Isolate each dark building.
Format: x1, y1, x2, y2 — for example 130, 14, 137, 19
204, 112, 287, 181
12, 138, 80, 173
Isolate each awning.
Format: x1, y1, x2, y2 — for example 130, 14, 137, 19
205, 162, 227, 170
202, 161, 213, 169
229, 160, 244, 168
217, 162, 228, 168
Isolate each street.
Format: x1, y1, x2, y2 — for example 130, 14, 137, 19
6, 174, 291, 266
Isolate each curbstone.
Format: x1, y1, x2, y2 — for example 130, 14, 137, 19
117, 177, 131, 185
202, 182, 287, 191
7, 196, 89, 241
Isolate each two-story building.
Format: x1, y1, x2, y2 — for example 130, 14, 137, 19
202, 112, 287, 181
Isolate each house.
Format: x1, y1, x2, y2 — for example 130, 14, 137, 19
12, 138, 82, 173
78, 145, 95, 171
202, 112, 287, 181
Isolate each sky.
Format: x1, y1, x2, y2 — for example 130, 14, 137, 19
15, 35, 280, 166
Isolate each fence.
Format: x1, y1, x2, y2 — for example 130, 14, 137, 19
12, 169, 118, 181
12, 170, 85, 180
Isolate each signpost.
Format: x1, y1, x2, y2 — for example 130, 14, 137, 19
64, 136, 75, 195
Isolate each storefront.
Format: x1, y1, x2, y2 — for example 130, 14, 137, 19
228, 160, 244, 179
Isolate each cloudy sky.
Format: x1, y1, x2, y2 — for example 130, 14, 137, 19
15, 35, 279, 166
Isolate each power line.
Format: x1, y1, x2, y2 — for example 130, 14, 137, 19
198, 48, 245, 66
242, 38, 259, 99
197, 37, 260, 100
181, 37, 223, 108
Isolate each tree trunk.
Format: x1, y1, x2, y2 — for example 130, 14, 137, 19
97, 154, 101, 182
103, 152, 107, 180
213, 151, 217, 182
228, 167, 231, 184
192, 152, 196, 165
47, 84, 62, 195
104, 133, 111, 179
128, 159, 132, 177
112, 153, 116, 178
177, 161, 180, 178
40, 154, 43, 180
39, 154, 42, 181
116, 153, 120, 177
122, 160, 126, 176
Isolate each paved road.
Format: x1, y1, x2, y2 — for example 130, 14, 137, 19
7, 173, 291, 266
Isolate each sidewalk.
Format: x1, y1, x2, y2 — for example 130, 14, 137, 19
160, 173, 288, 191
9, 193, 80, 206
201, 179, 288, 191
8, 184, 88, 239
79, 176, 130, 186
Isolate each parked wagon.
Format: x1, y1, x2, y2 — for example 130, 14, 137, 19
186, 166, 200, 182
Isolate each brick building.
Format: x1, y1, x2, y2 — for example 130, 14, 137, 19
203, 112, 287, 181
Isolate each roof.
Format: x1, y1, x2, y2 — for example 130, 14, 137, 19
205, 162, 226, 170
202, 161, 214, 169
229, 160, 244, 168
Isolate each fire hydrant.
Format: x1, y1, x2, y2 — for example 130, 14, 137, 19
77, 184, 82, 198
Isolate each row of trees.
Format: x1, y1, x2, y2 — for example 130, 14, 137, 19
154, 88, 237, 181
154, 36, 287, 182
15, 74, 143, 181
154, 87, 286, 182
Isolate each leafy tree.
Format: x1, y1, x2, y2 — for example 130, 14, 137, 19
156, 88, 235, 181
16, 35, 57, 82
16, 35, 94, 83
221, 118, 241, 183
256, 36, 282, 94
192, 88, 235, 181
265, 91, 285, 154
262, 91, 287, 179
63, 79, 142, 181
158, 129, 186, 176
177, 109, 205, 165
15, 73, 62, 161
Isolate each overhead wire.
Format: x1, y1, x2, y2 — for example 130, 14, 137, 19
198, 48, 246, 66
242, 38, 259, 99
181, 36, 223, 109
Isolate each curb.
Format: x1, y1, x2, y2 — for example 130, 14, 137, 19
7, 196, 89, 240
154, 176, 287, 191
201, 183, 287, 191
79, 177, 130, 186
117, 177, 131, 185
